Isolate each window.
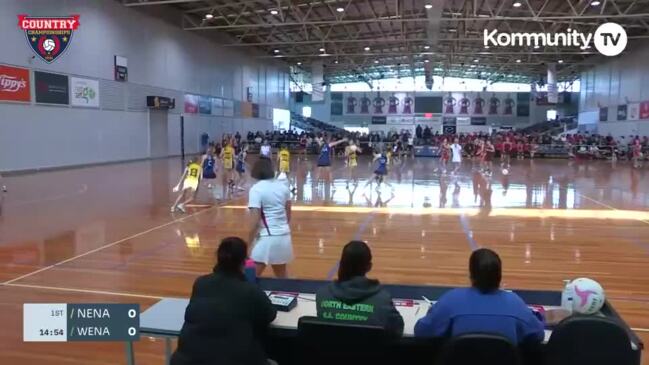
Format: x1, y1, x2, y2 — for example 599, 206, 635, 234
273, 108, 290, 131
302, 106, 312, 118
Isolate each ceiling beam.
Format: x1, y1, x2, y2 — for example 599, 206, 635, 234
185, 13, 649, 30
122, 0, 204, 6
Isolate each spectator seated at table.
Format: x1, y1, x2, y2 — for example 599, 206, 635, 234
414, 248, 544, 345
316, 240, 404, 337
171, 237, 277, 365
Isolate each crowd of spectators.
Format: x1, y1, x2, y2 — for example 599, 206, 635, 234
210, 127, 649, 161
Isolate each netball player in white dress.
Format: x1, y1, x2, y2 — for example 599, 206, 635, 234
247, 158, 293, 278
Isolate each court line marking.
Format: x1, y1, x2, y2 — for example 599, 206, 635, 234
1, 204, 221, 286
325, 211, 376, 280
4, 282, 165, 300
575, 192, 649, 226
459, 214, 479, 251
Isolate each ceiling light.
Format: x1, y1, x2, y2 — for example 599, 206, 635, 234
516, 59, 521, 63
558, 59, 564, 64
297, 62, 302, 65
424, 59, 430, 63
205, 13, 214, 19
334, 60, 339, 64
270, 9, 279, 15
470, 64, 476, 68
513, 1, 522, 7
424, 45, 430, 49
364, 46, 371, 51
319, 47, 325, 52
448, 29, 457, 33
336, 7, 345, 12
473, 59, 479, 63
274, 49, 280, 53
425, 4, 433, 9
374, 60, 379, 64
484, 45, 490, 49
478, 14, 490, 18
534, 44, 540, 49
590, 1, 601, 6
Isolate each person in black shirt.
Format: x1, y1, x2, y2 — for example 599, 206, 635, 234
171, 237, 277, 365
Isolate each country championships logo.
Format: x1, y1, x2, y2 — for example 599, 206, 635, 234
484, 22, 627, 57
18, 14, 80, 63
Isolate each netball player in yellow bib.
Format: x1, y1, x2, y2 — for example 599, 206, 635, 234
171, 158, 202, 213
277, 145, 295, 193
278, 145, 290, 174
221, 141, 235, 193
345, 141, 362, 183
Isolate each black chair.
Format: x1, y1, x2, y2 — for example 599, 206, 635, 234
436, 333, 521, 365
545, 315, 636, 365
296, 316, 390, 365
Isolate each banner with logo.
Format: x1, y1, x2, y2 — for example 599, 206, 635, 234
599, 107, 608, 122
628, 103, 639, 121
70, 77, 99, 107
198, 95, 211, 114
617, 105, 627, 121
223, 100, 234, 117
0, 65, 30, 102
184, 94, 198, 113
344, 92, 414, 116
371, 116, 387, 124
34, 71, 68, 104
442, 92, 516, 116
640, 101, 649, 120
211, 97, 223, 116
387, 116, 415, 125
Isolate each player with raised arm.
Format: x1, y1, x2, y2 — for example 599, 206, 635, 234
315, 135, 348, 184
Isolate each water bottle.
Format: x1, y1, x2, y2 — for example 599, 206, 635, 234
244, 259, 257, 283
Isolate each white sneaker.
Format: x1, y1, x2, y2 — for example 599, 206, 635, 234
177, 204, 186, 213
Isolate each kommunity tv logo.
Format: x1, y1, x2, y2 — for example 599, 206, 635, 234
484, 22, 627, 57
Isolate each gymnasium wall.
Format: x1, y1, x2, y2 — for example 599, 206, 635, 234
0, 0, 289, 172
578, 41, 649, 138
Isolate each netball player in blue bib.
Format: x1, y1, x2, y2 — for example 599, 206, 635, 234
366, 150, 392, 191
201, 149, 217, 189
234, 144, 248, 191
315, 135, 347, 184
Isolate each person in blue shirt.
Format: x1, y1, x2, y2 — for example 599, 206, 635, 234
414, 248, 545, 345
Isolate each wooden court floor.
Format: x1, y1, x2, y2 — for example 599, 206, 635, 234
1, 155, 649, 364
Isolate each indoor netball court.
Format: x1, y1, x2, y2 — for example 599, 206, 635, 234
1, 1, 649, 365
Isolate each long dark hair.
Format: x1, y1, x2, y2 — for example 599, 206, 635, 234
214, 237, 247, 275
469, 248, 502, 293
251, 158, 274, 180
337, 241, 372, 282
